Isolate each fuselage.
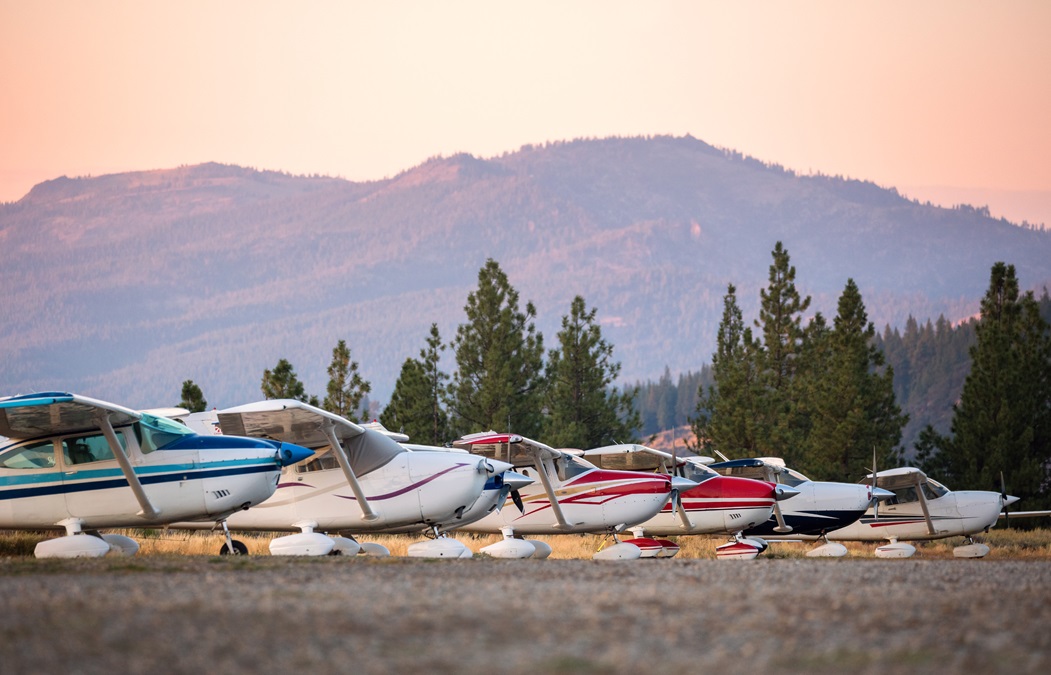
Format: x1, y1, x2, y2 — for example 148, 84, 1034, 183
178, 447, 500, 533
742, 480, 873, 537
458, 460, 674, 535
0, 418, 292, 530
632, 474, 778, 536
827, 490, 1004, 542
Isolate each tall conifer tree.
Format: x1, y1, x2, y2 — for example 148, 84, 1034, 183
261, 358, 308, 401
755, 242, 812, 451
447, 259, 545, 437
178, 380, 207, 413
803, 279, 906, 481
692, 284, 764, 454
381, 324, 450, 444
323, 339, 370, 422
918, 263, 1051, 508
543, 296, 639, 449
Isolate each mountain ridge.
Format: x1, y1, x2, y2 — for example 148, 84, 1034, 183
2, 136, 1049, 412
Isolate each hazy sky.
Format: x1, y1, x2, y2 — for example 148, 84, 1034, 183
3, 1, 1050, 224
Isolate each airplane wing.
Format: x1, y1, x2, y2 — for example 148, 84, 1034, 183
1000, 510, 1051, 519
455, 431, 579, 529
0, 392, 141, 438
0, 392, 159, 518
454, 431, 560, 463
215, 399, 408, 521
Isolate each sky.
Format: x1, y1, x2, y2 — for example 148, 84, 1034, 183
2, 1, 1050, 225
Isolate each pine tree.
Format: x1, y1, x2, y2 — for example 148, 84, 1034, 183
692, 284, 764, 455
322, 339, 371, 422
754, 241, 812, 451
178, 380, 207, 413
261, 358, 308, 401
920, 263, 1051, 508
543, 296, 639, 449
802, 279, 906, 482
447, 259, 546, 437
380, 324, 450, 444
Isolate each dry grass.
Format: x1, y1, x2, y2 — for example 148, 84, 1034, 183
3, 526, 1050, 559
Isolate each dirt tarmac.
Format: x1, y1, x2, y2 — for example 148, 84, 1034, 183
1, 555, 1049, 674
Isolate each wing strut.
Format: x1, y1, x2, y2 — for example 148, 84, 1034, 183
94, 411, 161, 520
533, 455, 577, 530
913, 473, 937, 535
321, 422, 380, 522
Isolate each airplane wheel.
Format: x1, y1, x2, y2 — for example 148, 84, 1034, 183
219, 540, 249, 555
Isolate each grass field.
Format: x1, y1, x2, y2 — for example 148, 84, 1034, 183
3, 526, 1050, 559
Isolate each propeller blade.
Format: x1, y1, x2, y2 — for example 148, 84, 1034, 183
511, 489, 525, 514
1001, 471, 1010, 528
871, 446, 879, 521
772, 500, 792, 533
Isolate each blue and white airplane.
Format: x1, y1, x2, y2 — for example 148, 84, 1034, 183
0, 392, 313, 558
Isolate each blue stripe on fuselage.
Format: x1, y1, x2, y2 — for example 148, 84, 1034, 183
0, 461, 278, 501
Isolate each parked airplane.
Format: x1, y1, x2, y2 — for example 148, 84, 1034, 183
352, 427, 535, 559
0, 392, 313, 558
582, 445, 798, 560
449, 432, 699, 560
818, 467, 1020, 558
706, 457, 894, 557
174, 400, 515, 556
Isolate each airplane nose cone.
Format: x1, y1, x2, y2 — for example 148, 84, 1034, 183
277, 442, 314, 467
1004, 494, 1021, 507
671, 475, 699, 492
774, 484, 800, 501
873, 487, 896, 501
501, 470, 533, 492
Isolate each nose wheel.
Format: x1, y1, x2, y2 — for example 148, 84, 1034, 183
218, 520, 248, 555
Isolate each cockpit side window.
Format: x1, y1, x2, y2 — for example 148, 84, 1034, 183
62, 432, 126, 466
0, 440, 57, 469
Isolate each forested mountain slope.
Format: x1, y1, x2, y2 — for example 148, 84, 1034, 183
2, 136, 1049, 411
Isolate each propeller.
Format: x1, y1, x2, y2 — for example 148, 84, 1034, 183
496, 471, 531, 514
766, 464, 793, 533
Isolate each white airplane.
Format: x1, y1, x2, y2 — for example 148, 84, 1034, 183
706, 457, 895, 557
818, 466, 1021, 558
582, 445, 799, 560
355, 427, 535, 559
449, 432, 699, 560
0, 392, 313, 558
173, 400, 516, 557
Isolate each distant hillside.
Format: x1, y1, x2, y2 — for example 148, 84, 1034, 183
2, 136, 1049, 418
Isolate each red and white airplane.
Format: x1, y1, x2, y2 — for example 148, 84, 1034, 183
583, 445, 798, 560
0, 392, 313, 558
448, 431, 699, 560
174, 400, 515, 556
820, 466, 1024, 558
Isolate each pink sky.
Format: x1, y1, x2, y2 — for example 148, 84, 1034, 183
2, 1, 1050, 225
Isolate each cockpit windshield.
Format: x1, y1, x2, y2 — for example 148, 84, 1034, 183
775, 467, 809, 487
135, 413, 196, 453
681, 461, 717, 484
555, 454, 594, 481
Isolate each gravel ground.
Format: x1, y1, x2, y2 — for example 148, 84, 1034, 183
1, 556, 1049, 674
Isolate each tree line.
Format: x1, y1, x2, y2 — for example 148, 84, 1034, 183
181, 259, 639, 449
176, 247, 1051, 511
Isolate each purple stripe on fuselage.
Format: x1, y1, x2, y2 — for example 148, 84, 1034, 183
277, 463, 470, 501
